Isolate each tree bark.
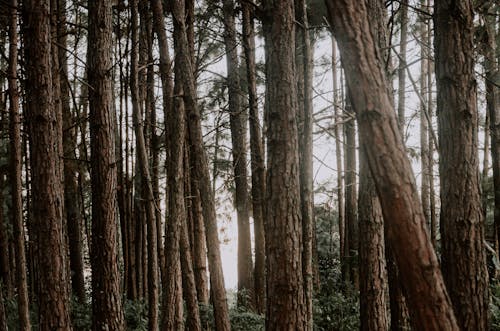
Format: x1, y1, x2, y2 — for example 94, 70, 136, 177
9, 0, 31, 326
21, 0, 72, 329
325, 1, 459, 329
88, 0, 125, 329
241, 1, 266, 314
295, 0, 315, 328
170, 0, 231, 329
221, 0, 254, 309
435, 1, 489, 330
262, 1, 306, 328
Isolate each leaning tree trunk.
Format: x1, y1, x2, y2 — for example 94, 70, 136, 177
88, 0, 125, 329
262, 0, 306, 328
8, 0, 31, 328
170, 0, 231, 329
21, 0, 72, 329
434, 1, 489, 330
325, 1, 459, 329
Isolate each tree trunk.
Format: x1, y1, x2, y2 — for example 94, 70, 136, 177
8, 0, 31, 327
344, 92, 358, 287
131, 1, 160, 328
397, 0, 408, 132
0, 283, 6, 331
88, 0, 125, 329
435, 1, 489, 329
21, 0, 72, 329
170, 0, 231, 329
221, 0, 254, 309
358, 1, 389, 329
56, 0, 86, 304
262, 1, 306, 328
295, 0, 315, 328
241, 1, 266, 314
325, 1, 459, 329
480, 1, 500, 259
331, 37, 346, 279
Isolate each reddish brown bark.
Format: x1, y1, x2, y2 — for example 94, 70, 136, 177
88, 0, 125, 329
435, 1, 489, 329
325, 1, 459, 329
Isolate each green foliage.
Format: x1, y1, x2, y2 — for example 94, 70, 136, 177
199, 302, 264, 331
124, 299, 148, 331
313, 205, 360, 331
71, 297, 91, 330
490, 282, 500, 330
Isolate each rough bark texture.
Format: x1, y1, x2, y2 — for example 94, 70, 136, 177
221, 0, 254, 309
325, 1, 459, 329
241, 1, 266, 314
295, 0, 315, 328
21, 0, 72, 329
434, 1, 489, 330
8, 0, 31, 327
131, 1, 160, 328
344, 94, 358, 287
88, 0, 125, 329
263, 1, 306, 329
358, 153, 388, 331
480, 2, 500, 258
0, 284, 6, 331
358, 1, 389, 329
57, 0, 86, 304
171, 0, 231, 329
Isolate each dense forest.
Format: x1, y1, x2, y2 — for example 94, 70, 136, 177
0, 0, 499, 330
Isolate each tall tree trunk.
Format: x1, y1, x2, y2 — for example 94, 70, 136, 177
262, 1, 306, 328
88, 0, 125, 329
344, 92, 358, 287
331, 36, 345, 282
388, 2, 411, 328
358, 1, 389, 329
325, 1, 459, 329
57, 0, 86, 303
295, 0, 314, 328
131, 0, 160, 328
480, 1, 500, 258
170, 0, 231, 329
0, 177, 10, 299
397, 0, 408, 132
434, 1, 489, 330
221, 0, 254, 309
9, 1, 32, 328
241, 1, 266, 313
420, 4, 430, 229
21, 0, 72, 329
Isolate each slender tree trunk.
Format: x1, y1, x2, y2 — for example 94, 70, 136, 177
325, 1, 459, 329
295, 0, 315, 327
171, 0, 231, 329
480, 1, 500, 258
0, 177, 10, 299
21, 0, 72, 329
344, 92, 358, 287
397, 0, 408, 132
131, 1, 160, 328
262, 1, 306, 328
241, 1, 266, 313
331, 37, 346, 282
8, 1, 32, 328
221, 0, 254, 309
434, 1, 489, 330
56, 0, 86, 304
420, 6, 430, 229
88, 0, 125, 329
